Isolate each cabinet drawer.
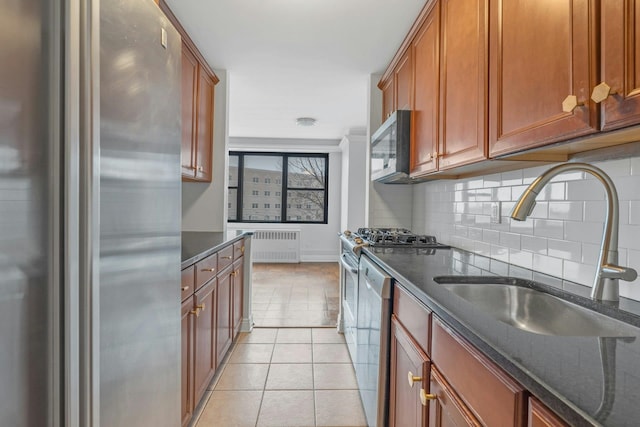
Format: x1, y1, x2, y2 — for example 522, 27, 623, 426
217, 245, 234, 271
432, 317, 526, 427
195, 253, 217, 291
394, 284, 432, 355
233, 240, 245, 260
528, 397, 568, 427
181, 266, 195, 301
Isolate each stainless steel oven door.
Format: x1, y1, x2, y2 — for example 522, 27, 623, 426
340, 252, 359, 364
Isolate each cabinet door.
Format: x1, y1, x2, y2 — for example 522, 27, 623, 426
194, 70, 214, 182
438, 0, 487, 169
382, 76, 395, 122
411, 1, 439, 177
216, 266, 233, 365
428, 368, 481, 427
528, 398, 568, 427
598, 1, 640, 131
181, 43, 197, 178
232, 258, 244, 337
489, 0, 597, 156
396, 49, 413, 111
181, 297, 195, 427
193, 280, 216, 403
389, 317, 429, 427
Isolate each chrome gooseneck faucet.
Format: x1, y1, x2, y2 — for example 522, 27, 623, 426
510, 163, 637, 302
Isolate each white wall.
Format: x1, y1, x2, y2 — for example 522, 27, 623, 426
366, 73, 413, 229
227, 138, 342, 262
411, 155, 640, 302
182, 69, 229, 232
339, 133, 368, 232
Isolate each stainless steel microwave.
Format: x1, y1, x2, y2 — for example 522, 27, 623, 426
370, 110, 415, 184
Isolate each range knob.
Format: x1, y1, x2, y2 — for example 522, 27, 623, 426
343, 230, 352, 236
354, 237, 364, 244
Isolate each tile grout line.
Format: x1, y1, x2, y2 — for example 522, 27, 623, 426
254, 328, 277, 427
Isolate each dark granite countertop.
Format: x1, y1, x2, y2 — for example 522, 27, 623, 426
181, 231, 252, 269
363, 246, 640, 427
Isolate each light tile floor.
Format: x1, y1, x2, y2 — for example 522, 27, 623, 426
195, 328, 367, 427
252, 263, 340, 327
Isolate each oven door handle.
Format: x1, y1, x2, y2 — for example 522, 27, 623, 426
340, 254, 358, 274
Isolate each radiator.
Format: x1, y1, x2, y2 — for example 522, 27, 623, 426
251, 230, 300, 263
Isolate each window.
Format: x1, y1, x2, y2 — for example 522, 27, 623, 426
227, 152, 329, 223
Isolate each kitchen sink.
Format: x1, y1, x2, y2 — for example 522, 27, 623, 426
436, 282, 638, 337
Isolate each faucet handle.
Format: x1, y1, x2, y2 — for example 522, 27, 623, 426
601, 264, 638, 282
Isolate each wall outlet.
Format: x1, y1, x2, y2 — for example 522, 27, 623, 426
491, 202, 501, 224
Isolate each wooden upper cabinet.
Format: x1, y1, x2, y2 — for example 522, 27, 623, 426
381, 76, 395, 122
410, 1, 440, 177
528, 398, 568, 427
489, 0, 598, 157
181, 45, 198, 179
598, 0, 640, 131
428, 368, 481, 427
160, 0, 217, 183
389, 317, 430, 427
195, 70, 214, 181
396, 49, 413, 111
438, 0, 487, 169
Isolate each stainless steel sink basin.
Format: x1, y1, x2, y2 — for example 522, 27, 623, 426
439, 283, 638, 337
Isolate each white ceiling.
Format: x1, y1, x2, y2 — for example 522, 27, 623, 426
165, 0, 427, 140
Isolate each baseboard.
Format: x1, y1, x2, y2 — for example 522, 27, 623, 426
240, 316, 254, 333
300, 254, 339, 263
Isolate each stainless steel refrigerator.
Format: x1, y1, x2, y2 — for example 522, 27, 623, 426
0, 0, 182, 426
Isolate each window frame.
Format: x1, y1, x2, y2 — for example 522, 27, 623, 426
228, 151, 329, 224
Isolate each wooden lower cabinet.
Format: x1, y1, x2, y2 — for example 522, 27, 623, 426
216, 266, 233, 364
181, 296, 195, 427
389, 316, 430, 427
232, 258, 243, 337
528, 398, 568, 427
428, 368, 481, 427
193, 279, 217, 403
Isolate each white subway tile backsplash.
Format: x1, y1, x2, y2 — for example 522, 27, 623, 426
510, 217, 534, 235
509, 249, 533, 269
407, 154, 640, 300
563, 261, 597, 287
547, 239, 581, 261
567, 180, 605, 201
548, 201, 583, 221
564, 221, 604, 244
533, 254, 564, 278
538, 182, 566, 201
581, 243, 600, 265
533, 219, 564, 239
598, 158, 631, 177
521, 235, 547, 254
583, 200, 606, 222
501, 170, 523, 186
482, 229, 500, 244
500, 232, 521, 250
630, 201, 640, 225
619, 225, 640, 251
530, 201, 549, 219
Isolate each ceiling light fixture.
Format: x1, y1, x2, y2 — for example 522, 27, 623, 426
296, 117, 316, 127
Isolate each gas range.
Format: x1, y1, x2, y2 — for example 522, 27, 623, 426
339, 227, 450, 257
